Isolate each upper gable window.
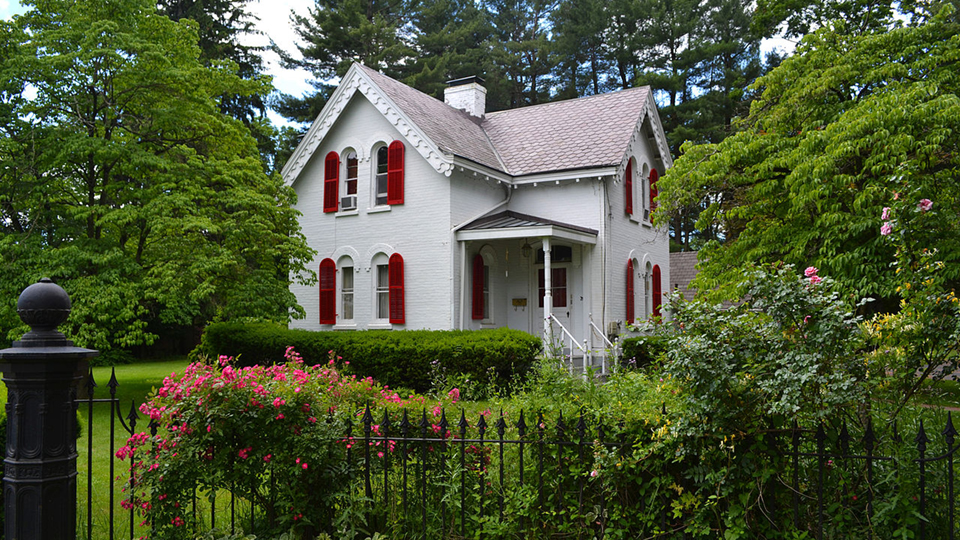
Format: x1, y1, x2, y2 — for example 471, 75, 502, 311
625, 159, 634, 216
374, 141, 405, 207
323, 152, 339, 213
341, 150, 358, 210
375, 146, 389, 206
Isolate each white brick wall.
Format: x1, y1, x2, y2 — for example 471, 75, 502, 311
290, 95, 455, 331
288, 91, 671, 342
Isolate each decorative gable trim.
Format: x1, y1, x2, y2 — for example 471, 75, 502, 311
615, 92, 674, 183
282, 65, 455, 186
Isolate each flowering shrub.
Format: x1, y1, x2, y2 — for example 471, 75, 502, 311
118, 348, 459, 539
636, 264, 870, 434
868, 190, 960, 414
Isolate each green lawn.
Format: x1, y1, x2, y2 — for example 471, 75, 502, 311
77, 358, 189, 540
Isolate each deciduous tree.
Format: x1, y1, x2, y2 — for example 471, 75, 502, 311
0, 0, 314, 352
657, 13, 960, 308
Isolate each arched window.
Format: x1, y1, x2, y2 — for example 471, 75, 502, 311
626, 259, 635, 321
341, 150, 358, 210
374, 141, 405, 206
323, 152, 339, 213
624, 159, 634, 216
319, 258, 336, 324
389, 253, 405, 323
652, 264, 662, 319
644, 261, 653, 317
338, 257, 354, 322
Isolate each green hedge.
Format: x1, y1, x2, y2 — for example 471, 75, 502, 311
620, 335, 669, 368
192, 322, 542, 393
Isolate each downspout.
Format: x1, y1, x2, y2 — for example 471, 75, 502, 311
452, 182, 513, 330
600, 176, 608, 338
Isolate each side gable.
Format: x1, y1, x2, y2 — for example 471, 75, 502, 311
615, 91, 673, 182
281, 64, 457, 186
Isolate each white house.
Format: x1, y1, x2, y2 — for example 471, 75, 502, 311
282, 63, 671, 362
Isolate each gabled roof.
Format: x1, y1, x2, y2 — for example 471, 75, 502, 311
482, 88, 652, 176
359, 66, 504, 172
282, 63, 672, 184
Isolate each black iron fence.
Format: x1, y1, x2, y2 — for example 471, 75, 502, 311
1, 280, 958, 539
75, 382, 960, 539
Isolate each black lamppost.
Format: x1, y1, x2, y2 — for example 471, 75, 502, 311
0, 278, 98, 540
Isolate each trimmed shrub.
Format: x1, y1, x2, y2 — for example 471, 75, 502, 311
192, 323, 542, 393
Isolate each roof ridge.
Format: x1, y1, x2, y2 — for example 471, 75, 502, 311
485, 85, 651, 117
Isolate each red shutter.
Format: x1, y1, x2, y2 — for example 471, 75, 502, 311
649, 169, 659, 213
625, 161, 633, 215
387, 141, 404, 205
472, 254, 484, 320
389, 253, 405, 324
319, 258, 336, 324
323, 152, 339, 213
652, 264, 662, 319
626, 259, 635, 321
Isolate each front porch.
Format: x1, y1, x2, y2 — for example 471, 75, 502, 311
455, 211, 618, 372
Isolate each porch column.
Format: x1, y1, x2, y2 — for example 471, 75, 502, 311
542, 238, 552, 340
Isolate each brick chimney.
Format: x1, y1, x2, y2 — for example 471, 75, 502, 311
444, 76, 486, 118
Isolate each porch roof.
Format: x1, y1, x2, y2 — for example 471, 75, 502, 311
455, 211, 598, 245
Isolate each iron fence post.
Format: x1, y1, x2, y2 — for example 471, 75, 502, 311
0, 278, 98, 540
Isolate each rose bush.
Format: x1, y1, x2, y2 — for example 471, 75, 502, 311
118, 348, 460, 539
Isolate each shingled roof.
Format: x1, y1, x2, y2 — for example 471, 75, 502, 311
482, 87, 651, 176
358, 65, 652, 177
358, 66, 503, 171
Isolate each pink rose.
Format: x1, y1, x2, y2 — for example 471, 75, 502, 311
880, 222, 893, 236
918, 199, 933, 212
804, 266, 818, 278
881, 207, 890, 220
809, 275, 822, 285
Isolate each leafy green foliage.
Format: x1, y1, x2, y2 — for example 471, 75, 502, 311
637, 265, 870, 431
193, 322, 542, 393
0, 0, 315, 352
658, 13, 960, 306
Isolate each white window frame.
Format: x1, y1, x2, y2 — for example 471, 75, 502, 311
373, 145, 389, 207
371, 252, 391, 324
340, 149, 359, 211
340, 262, 354, 323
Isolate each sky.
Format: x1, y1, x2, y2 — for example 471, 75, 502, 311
0, 0, 317, 126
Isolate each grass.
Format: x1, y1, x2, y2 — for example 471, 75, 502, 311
917, 378, 960, 409
76, 358, 189, 540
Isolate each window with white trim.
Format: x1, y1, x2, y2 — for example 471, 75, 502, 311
644, 261, 652, 317
341, 264, 354, 321
375, 146, 389, 206
376, 262, 390, 320
341, 150, 358, 210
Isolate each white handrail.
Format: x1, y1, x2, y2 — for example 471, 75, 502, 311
589, 320, 615, 349
547, 314, 587, 374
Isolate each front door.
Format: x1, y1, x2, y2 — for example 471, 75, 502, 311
538, 264, 574, 335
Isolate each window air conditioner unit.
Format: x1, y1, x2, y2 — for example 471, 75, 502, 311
341, 195, 357, 210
